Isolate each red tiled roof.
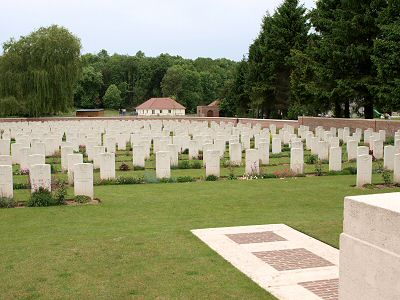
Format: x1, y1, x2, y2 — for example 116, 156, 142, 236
136, 98, 186, 110
208, 100, 220, 107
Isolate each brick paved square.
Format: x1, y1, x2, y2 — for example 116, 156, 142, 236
252, 248, 334, 271
226, 231, 286, 244
299, 278, 339, 300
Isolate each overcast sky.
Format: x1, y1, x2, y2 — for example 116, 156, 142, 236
1, 0, 315, 61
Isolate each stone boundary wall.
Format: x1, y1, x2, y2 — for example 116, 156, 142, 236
299, 116, 400, 135
0, 116, 298, 129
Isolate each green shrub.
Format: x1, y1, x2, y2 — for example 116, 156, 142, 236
306, 154, 318, 164
227, 173, 237, 180
27, 188, 55, 207
52, 179, 67, 205
0, 197, 15, 208
159, 177, 175, 183
75, 195, 91, 204
282, 145, 290, 152
116, 176, 145, 185
181, 149, 189, 154
13, 183, 30, 190
119, 163, 130, 171
343, 166, 357, 175
176, 176, 195, 183
133, 166, 145, 171
315, 161, 323, 176
205, 175, 218, 181
178, 160, 190, 169
261, 173, 277, 179
191, 161, 202, 169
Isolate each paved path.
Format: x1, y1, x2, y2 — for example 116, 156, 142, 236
192, 224, 339, 300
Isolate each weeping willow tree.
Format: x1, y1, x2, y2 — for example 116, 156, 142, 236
0, 25, 81, 117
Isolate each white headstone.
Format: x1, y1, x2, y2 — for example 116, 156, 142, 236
329, 147, 342, 172
258, 142, 269, 165
205, 150, 220, 177
290, 148, 304, 175
74, 163, 94, 199
61, 146, 74, 171
356, 154, 372, 187
156, 151, 171, 179
30, 164, 51, 192
383, 145, 395, 171
347, 140, 358, 161
0, 165, 13, 198
229, 142, 242, 166
100, 152, 116, 180
0, 155, 12, 166
67, 153, 83, 185
272, 137, 281, 154
245, 149, 259, 175
0, 139, 11, 155
133, 145, 145, 168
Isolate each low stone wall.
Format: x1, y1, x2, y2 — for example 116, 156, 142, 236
299, 116, 400, 135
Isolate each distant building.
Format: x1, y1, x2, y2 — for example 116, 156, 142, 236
197, 100, 220, 117
76, 109, 105, 117
135, 98, 186, 116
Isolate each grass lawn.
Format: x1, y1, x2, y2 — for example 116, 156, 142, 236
1, 175, 398, 299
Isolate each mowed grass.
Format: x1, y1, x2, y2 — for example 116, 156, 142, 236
1, 176, 399, 299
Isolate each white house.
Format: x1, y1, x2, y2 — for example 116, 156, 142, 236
135, 98, 186, 116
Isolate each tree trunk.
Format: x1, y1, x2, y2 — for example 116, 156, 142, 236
364, 97, 374, 119
334, 100, 342, 118
344, 100, 350, 118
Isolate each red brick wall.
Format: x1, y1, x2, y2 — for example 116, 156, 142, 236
299, 117, 400, 135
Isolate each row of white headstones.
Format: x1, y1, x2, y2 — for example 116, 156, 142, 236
0, 120, 400, 200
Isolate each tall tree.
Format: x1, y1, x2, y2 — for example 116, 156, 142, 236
0, 25, 81, 116
372, 0, 400, 113
74, 65, 103, 108
294, 0, 388, 119
247, 0, 309, 119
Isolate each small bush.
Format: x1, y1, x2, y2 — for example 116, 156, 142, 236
261, 173, 277, 179
191, 161, 202, 169
159, 177, 175, 183
343, 166, 357, 175
52, 179, 67, 205
0, 197, 15, 208
27, 188, 55, 207
176, 176, 195, 183
75, 195, 91, 204
13, 183, 30, 190
315, 161, 324, 176
181, 149, 189, 154
119, 163, 130, 171
206, 175, 218, 181
306, 154, 318, 164
178, 160, 190, 169
116, 176, 145, 185
282, 145, 290, 152
227, 173, 237, 180
50, 164, 58, 174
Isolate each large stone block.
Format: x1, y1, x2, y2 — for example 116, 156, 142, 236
339, 193, 400, 300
